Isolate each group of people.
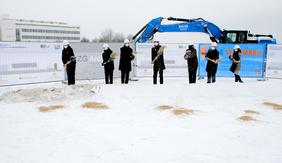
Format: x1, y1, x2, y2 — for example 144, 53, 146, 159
61, 39, 135, 85
150, 41, 243, 84
61, 40, 243, 85
102, 39, 135, 84
203, 42, 243, 83
101, 40, 166, 85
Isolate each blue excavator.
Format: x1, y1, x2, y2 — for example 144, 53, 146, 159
132, 17, 277, 44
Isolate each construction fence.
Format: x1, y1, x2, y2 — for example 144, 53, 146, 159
1, 42, 282, 86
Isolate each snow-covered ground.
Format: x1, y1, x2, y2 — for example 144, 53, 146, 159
0, 78, 282, 163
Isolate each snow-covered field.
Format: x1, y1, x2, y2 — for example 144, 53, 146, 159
0, 78, 282, 163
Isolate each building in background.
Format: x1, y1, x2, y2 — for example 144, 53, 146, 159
0, 15, 80, 42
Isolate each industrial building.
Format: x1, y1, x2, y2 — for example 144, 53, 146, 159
0, 15, 80, 42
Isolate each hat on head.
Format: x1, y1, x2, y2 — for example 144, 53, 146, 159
63, 40, 69, 46
103, 43, 109, 48
234, 44, 241, 50
124, 39, 130, 44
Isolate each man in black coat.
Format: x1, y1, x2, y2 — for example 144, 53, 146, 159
119, 39, 134, 84
205, 42, 220, 83
185, 44, 198, 83
151, 41, 165, 84
62, 41, 76, 85
102, 44, 114, 84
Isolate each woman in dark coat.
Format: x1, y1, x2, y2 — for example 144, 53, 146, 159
184, 43, 198, 83
62, 41, 76, 85
102, 43, 114, 84
229, 45, 243, 83
205, 42, 220, 83
119, 39, 134, 84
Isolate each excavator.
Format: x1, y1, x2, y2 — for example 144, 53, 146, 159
132, 17, 277, 44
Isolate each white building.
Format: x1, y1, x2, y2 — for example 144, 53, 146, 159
0, 15, 80, 42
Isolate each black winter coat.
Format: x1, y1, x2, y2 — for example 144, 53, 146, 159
232, 50, 240, 62
205, 49, 219, 73
62, 46, 76, 65
187, 47, 198, 71
102, 48, 114, 71
119, 46, 134, 71
229, 50, 241, 73
151, 45, 166, 70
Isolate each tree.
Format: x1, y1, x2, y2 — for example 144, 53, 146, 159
127, 34, 134, 41
91, 37, 99, 43
81, 37, 90, 42
89, 29, 130, 43
112, 32, 125, 42
99, 29, 114, 43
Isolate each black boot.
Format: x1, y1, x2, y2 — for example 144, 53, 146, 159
238, 75, 243, 83
235, 75, 239, 82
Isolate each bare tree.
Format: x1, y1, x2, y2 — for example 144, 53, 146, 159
127, 34, 134, 41
112, 32, 125, 42
81, 37, 90, 42
91, 37, 99, 43
99, 29, 114, 43
90, 29, 131, 43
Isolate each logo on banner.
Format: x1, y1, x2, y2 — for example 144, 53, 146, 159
54, 45, 61, 50
0, 43, 26, 49
178, 25, 188, 31
200, 45, 263, 57
40, 44, 50, 48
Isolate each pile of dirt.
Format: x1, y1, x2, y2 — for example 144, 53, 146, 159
263, 102, 282, 111
156, 105, 174, 111
173, 107, 194, 116
238, 115, 256, 121
0, 84, 100, 103
238, 109, 260, 122
156, 105, 195, 116
38, 105, 65, 112
244, 110, 260, 115
81, 102, 109, 110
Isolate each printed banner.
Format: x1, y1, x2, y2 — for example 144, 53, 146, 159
0, 42, 64, 86
266, 44, 282, 79
198, 43, 266, 78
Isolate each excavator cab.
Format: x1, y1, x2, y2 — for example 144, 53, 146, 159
221, 30, 276, 44
220, 30, 248, 44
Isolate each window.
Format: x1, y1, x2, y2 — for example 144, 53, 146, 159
16, 29, 21, 41
237, 32, 246, 43
226, 33, 237, 43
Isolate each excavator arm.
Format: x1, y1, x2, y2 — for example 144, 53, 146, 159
132, 17, 222, 43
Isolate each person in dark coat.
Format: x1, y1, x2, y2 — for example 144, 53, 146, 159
229, 45, 243, 83
184, 43, 198, 83
151, 41, 166, 84
119, 39, 134, 84
102, 43, 115, 84
62, 40, 76, 85
205, 42, 220, 83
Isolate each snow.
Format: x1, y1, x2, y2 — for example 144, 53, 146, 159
0, 78, 282, 163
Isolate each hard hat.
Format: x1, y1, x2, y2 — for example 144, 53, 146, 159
211, 42, 217, 47
124, 39, 130, 44
234, 45, 241, 50
103, 43, 109, 48
63, 40, 69, 46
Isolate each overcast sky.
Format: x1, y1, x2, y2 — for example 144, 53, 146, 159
1, 0, 282, 42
